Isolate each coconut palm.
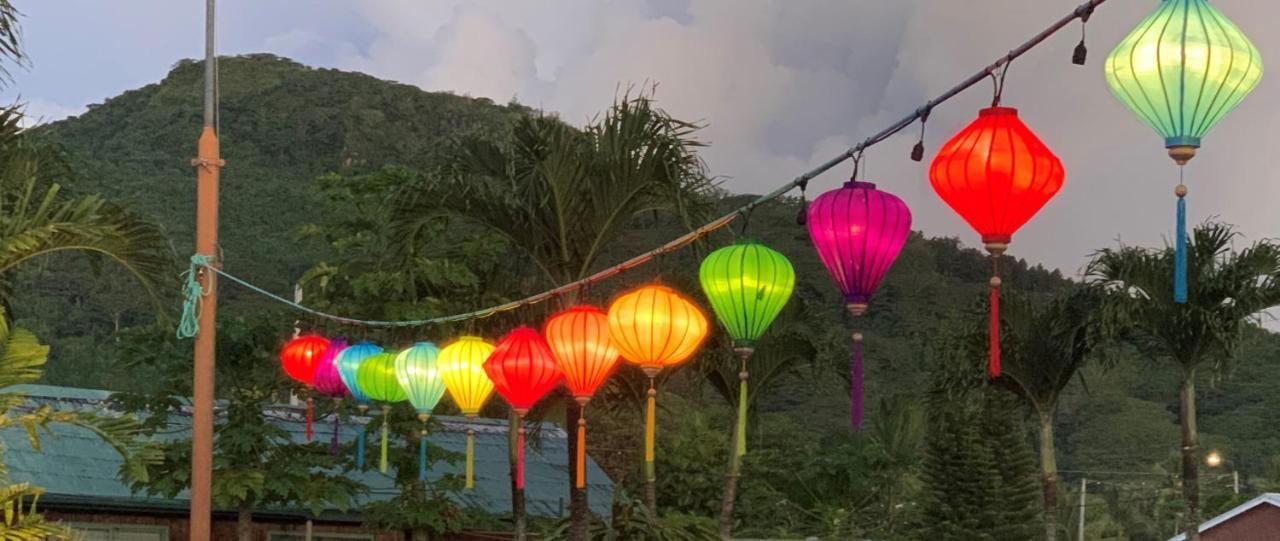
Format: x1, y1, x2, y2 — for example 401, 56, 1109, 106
393, 92, 713, 540
1086, 223, 1280, 541
986, 288, 1105, 541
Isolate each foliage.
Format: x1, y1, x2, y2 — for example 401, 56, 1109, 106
540, 491, 718, 541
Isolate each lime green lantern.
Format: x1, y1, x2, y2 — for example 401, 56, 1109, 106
356, 351, 405, 473
1104, 0, 1262, 164
698, 240, 795, 478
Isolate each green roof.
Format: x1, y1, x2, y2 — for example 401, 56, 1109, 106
2, 385, 613, 519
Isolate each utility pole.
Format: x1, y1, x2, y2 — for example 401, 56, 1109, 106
189, 0, 222, 539
1077, 478, 1086, 541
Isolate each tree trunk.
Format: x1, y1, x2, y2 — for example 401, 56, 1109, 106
237, 502, 253, 541
718, 408, 743, 540
1180, 373, 1201, 541
411, 528, 431, 541
1039, 411, 1058, 541
567, 399, 589, 541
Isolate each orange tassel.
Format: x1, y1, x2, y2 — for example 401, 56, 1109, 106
576, 417, 586, 489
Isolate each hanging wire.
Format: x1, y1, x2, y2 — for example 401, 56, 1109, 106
176, 0, 1111, 332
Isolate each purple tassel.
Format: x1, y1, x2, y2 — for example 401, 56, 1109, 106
851, 333, 864, 430
330, 415, 341, 456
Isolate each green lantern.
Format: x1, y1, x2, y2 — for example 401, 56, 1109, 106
698, 240, 795, 468
395, 342, 446, 481
356, 351, 405, 473
699, 241, 796, 351
1104, 0, 1262, 164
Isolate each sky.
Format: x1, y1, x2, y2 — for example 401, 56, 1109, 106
6, 0, 1280, 278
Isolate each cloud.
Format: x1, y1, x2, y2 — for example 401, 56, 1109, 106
18, 98, 83, 127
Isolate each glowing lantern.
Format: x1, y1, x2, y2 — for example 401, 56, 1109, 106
607, 285, 708, 499
807, 181, 911, 428
313, 337, 349, 455
357, 351, 405, 473
280, 334, 330, 442
544, 305, 621, 488
335, 342, 381, 468
485, 327, 562, 493
395, 342, 446, 480
699, 241, 794, 459
438, 336, 496, 489
1105, 0, 1262, 302
930, 106, 1063, 378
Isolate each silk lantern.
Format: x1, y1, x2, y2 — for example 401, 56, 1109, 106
395, 342, 446, 480
280, 335, 329, 441
485, 327, 562, 493
439, 336, 496, 489
1105, 0, 1262, 303
357, 352, 405, 473
699, 241, 794, 461
930, 106, 1063, 378
544, 305, 622, 489
807, 181, 911, 428
313, 337, 349, 455
607, 285, 708, 500
335, 342, 381, 468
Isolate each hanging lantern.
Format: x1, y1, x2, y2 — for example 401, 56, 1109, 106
807, 181, 911, 428
313, 337, 349, 455
1105, 0, 1262, 302
930, 106, 1063, 378
698, 241, 794, 459
438, 336, 496, 489
544, 305, 622, 489
607, 285, 708, 503
357, 351, 405, 473
280, 334, 330, 442
485, 327, 563, 495
335, 343, 381, 468
395, 342, 447, 481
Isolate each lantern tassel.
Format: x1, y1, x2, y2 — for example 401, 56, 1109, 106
736, 356, 749, 457
330, 413, 340, 456
465, 428, 475, 489
576, 415, 587, 490
418, 428, 428, 482
305, 396, 313, 442
1175, 183, 1188, 303
517, 414, 526, 491
645, 380, 657, 484
356, 426, 366, 469
851, 333, 864, 430
379, 406, 390, 473
989, 257, 1002, 378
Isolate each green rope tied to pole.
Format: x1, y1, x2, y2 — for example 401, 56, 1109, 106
177, 254, 212, 339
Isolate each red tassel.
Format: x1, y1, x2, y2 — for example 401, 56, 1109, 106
988, 281, 1001, 378
305, 396, 314, 442
517, 419, 526, 490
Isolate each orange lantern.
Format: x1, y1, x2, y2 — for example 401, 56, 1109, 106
544, 305, 622, 488
607, 285, 708, 500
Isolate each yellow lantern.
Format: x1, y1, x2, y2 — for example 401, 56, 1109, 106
607, 285, 709, 504
437, 336, 495, 489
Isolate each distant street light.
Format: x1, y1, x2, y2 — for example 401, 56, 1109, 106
1204, 450, 1238, 495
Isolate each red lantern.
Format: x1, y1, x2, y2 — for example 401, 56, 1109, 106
544, 305, 621, 489
485, 327, 563, 491
280, 334, 330, 441
930, 106, 1064, 377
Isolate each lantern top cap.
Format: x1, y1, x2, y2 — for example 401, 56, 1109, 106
841, 181, 878, 190
978, 106, 1018, 117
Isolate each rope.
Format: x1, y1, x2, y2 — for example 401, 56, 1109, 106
172, 0, 1109, 333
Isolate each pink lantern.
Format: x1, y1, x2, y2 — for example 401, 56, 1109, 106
807, 180, 911, 428
313, 337, 349, 454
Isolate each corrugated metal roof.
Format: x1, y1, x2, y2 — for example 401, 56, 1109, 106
1, 385, 613, 519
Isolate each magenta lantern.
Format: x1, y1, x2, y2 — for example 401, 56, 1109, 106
806, 180, 911, 429
313, 337, 349, 454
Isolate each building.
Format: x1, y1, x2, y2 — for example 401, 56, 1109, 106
1168, 493, 1280, 541
2, 385, 613, 540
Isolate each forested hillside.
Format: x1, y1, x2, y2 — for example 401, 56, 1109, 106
18, 54, 1280, 538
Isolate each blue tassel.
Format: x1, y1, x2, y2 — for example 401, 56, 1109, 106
357, 428, 366, 469
418, 433, 428, 481
1175, 192, 1187, 303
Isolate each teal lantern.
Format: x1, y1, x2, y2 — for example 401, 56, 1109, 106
334, 342, 381, 468
357, 351, 406, 473
698, 240, 795, 471
395, 342, 447, 480
1105, 0, 1262, 303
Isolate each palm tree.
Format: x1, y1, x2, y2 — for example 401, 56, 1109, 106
1086, 223, 1280, 541
394, 91, 713, 540
986, 288, 1105, 541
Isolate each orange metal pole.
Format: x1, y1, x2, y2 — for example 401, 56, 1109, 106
189, 1, 220, 539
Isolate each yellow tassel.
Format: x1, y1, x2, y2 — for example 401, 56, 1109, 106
465, 429, 475, 489
645, 384, 656, 482
576, 417, 587, 489
379, 407, 389, 473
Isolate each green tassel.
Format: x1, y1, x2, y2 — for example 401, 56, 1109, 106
380, 413, 389, 473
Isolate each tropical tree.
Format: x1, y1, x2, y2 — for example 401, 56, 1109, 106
1086, 223, 1280, 541
987, 288, 1105, 541
393, 91, 714, 538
